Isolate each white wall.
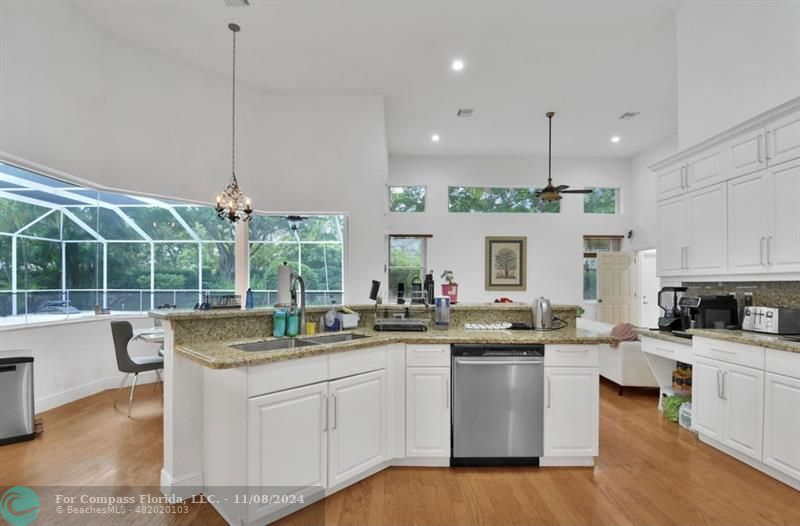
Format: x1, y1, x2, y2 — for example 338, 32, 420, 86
0, 316, 160, 412
0, 1, 388, 302
677, 1, 800, 149
388, 155, 635, 308
628, 134, 679, 252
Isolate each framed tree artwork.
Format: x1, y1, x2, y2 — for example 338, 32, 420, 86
485, 236, 527, 291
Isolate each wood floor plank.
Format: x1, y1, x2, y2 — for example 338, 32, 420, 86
1, 380, 798, 525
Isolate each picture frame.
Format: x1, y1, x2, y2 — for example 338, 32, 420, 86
484, 236, 527, 291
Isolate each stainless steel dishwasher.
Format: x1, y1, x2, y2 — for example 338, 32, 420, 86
451, 344, 544, 466
0, 356, 35, 445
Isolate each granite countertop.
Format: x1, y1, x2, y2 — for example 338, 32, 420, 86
151, 302, 579, 321
639, 330, 693, 346
689, 329, 800, 354
174, 326, 613, 369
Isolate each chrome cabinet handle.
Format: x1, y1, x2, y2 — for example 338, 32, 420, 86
758, 135, 764, 163
685, 246, 690, 269
445, 379, 450, 409
765, 130, 772, 161
716, 369, 722, 398
767, 236, 773, 265
760, 237, 765, 265
721, 371, 727, 400
322, 394, 328, 431
546, 377, 551, 408
332, 394, 338, 430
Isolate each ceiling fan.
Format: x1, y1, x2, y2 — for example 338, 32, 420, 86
536, 111, 593, 202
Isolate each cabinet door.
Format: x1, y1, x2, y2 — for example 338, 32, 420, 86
247, 382, 328, 521
543, 367, 598, 457
763, 373, 800, 480
656, 196, 688, 276
692, 358, 725, 440
722, 363, 764, 460
687, 150, 723, 191
686, 184, 727, 274
767, 109, 800, 166
766, 160, 800, 273
657, 163, 686, 200
406, 367, 450, 458
728, 127, 766, 178
727, 172, 769, 274
328, 369, 387, 487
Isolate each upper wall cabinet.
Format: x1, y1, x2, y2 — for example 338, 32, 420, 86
652, 98, 800, 279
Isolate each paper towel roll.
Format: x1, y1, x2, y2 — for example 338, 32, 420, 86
277, 262, 293, 305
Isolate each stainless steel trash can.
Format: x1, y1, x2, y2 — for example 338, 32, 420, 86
0, 357, 35, 445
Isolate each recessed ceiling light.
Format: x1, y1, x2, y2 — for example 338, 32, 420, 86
431, 134, 440, 143
611, 136, 621, 143
451, 59, 464, 72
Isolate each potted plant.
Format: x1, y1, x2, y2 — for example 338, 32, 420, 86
440, 270, 458, 304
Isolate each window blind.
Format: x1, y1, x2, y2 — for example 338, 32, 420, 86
583, 235, 623, 257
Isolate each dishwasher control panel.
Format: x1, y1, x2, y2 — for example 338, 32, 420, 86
451, 344, 544, 357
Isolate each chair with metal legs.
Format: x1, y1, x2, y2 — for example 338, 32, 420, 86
110, 321, 164, 417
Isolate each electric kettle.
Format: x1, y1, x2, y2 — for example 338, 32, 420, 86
532, 297, 554, 330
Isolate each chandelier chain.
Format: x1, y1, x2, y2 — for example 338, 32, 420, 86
231, 26, 237, 182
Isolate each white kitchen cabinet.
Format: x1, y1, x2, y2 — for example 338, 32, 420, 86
727, 127, 767, 178
767, 160, 800, 273
543, 367, 598, 457
692, 358, 725, 441
656, 162, 686, 200
763, 372, 800, 480
693, 356, 764, 462
728, 171, 769, 273
767, 108, 800, 166
247, 382, 328, 521
406, 367, 450, 458
727, 160, 800, 276
686, 183, 727, 274
328, 369, 387, 487
686, 149, 724, 190
656, 196, 688, 276
657, 184, 727, 278
722, 362, 764, 460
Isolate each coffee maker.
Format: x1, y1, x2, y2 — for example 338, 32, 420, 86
657, 286, 688, 331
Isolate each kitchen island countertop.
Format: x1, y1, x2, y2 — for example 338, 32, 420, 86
174, 327, 613, 369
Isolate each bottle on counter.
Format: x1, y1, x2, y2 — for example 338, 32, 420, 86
273, 308, 287, 338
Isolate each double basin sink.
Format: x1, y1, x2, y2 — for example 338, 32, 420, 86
231, 333, 370, 353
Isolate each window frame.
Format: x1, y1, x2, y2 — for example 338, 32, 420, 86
447, 185, 560, 214
387, 234, 430, 303
583, 187, 620, 215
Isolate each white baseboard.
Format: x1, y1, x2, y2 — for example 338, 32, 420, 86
36, 371, 160, 413
160, 468, 203, 500
698, 435, 800, 492
539, 456, 595, 467
392, 457, 450, 467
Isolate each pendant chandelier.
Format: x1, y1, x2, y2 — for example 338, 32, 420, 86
215, 22, 253, 223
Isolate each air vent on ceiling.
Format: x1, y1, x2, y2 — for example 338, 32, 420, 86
457, 108, 474, 117
618, 111, 640, 120
225, 0, 251, 6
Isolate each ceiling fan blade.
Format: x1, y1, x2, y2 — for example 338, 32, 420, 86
560, 189, 594, 194
555, 185, 570, 191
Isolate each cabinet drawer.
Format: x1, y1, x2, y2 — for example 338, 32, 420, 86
765, 348, 800, 379
406, 344, 450, 367
329, 345, 386, 379
693, 337, 764, 369
640, 337, 693, 364
247, 354, 328, 398
545, 345, 599, 367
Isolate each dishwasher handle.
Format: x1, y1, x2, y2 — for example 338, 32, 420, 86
455, 358, 544, 366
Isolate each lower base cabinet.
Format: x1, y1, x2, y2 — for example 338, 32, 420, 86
328, 369, 388, 487
246, 368, 387, 523
247, 382, 328, 521
763, 372, 800, 480
543, 367, 599, 457
406, 367, 450, 457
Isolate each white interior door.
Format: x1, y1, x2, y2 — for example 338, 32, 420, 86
597, 252, 635, 324
638, 250, 660, 328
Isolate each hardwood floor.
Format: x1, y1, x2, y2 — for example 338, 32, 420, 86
1, 381, 798, 526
